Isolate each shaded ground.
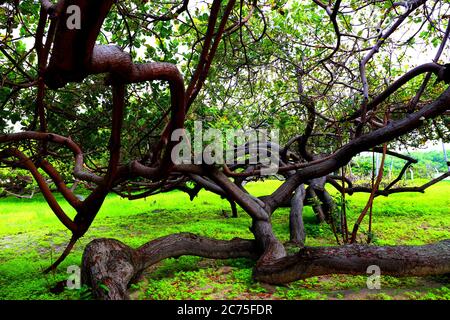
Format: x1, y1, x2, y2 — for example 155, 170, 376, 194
0, 180, 449, 300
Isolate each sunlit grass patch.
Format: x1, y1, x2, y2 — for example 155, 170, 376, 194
0, 180, 449, 300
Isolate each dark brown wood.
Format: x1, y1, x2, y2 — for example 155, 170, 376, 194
44, 0, 115, 88
2, 0, 450, 300
81, 234, 259, 300
254, 240, 450, 284
266, 85, 450, 213
81, 235, 450, 299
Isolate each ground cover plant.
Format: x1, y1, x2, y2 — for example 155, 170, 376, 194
0, 180, 448, 300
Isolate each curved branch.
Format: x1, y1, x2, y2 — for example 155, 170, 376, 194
0, 148, 77, 232
266, 84, 450, 213
81, 233, 258, 299
254, 240, 450, 284
0, 131, 103, 184
346, 62, 442, 122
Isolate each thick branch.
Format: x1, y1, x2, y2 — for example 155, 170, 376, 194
254, 240, 450, 284
266, 84, 450, 213
81, 233, 258, 300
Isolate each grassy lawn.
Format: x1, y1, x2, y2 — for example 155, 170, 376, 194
0, 180, 449, 300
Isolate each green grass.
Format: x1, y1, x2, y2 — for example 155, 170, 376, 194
0, 180, 449, 300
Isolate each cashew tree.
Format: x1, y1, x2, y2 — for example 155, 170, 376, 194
0, 0, 449, 299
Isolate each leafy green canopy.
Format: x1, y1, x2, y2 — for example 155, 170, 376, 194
1, 0, 449, 168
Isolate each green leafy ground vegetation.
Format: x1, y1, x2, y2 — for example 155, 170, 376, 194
0, 180, 449, 300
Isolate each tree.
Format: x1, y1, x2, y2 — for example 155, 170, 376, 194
0, 0, 449, 299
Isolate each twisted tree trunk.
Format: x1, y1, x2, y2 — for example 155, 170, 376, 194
81, 236, 450, 300
22, 0, 450, 301
289, 184, 306, 246
253, 240, 450, 284
81, 233, 259, 300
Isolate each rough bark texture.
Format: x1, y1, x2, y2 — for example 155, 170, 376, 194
82, 236, 450, 299
81, 233, 259, 300
253, 240, 450, 284
3, 0, 450, 301
306, 186, 327, 222
289, 184, 306, 246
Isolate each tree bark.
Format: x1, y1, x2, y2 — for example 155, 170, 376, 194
308, 176, 337, 225
289, 184, 306, 246
82, 236, 450, 300
81, 233, 259, 300
253, 240, 450, 284
306, 186, 326, 223
24, 0, 450, 301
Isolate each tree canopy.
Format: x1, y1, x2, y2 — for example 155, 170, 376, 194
1, 0, 450, 299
